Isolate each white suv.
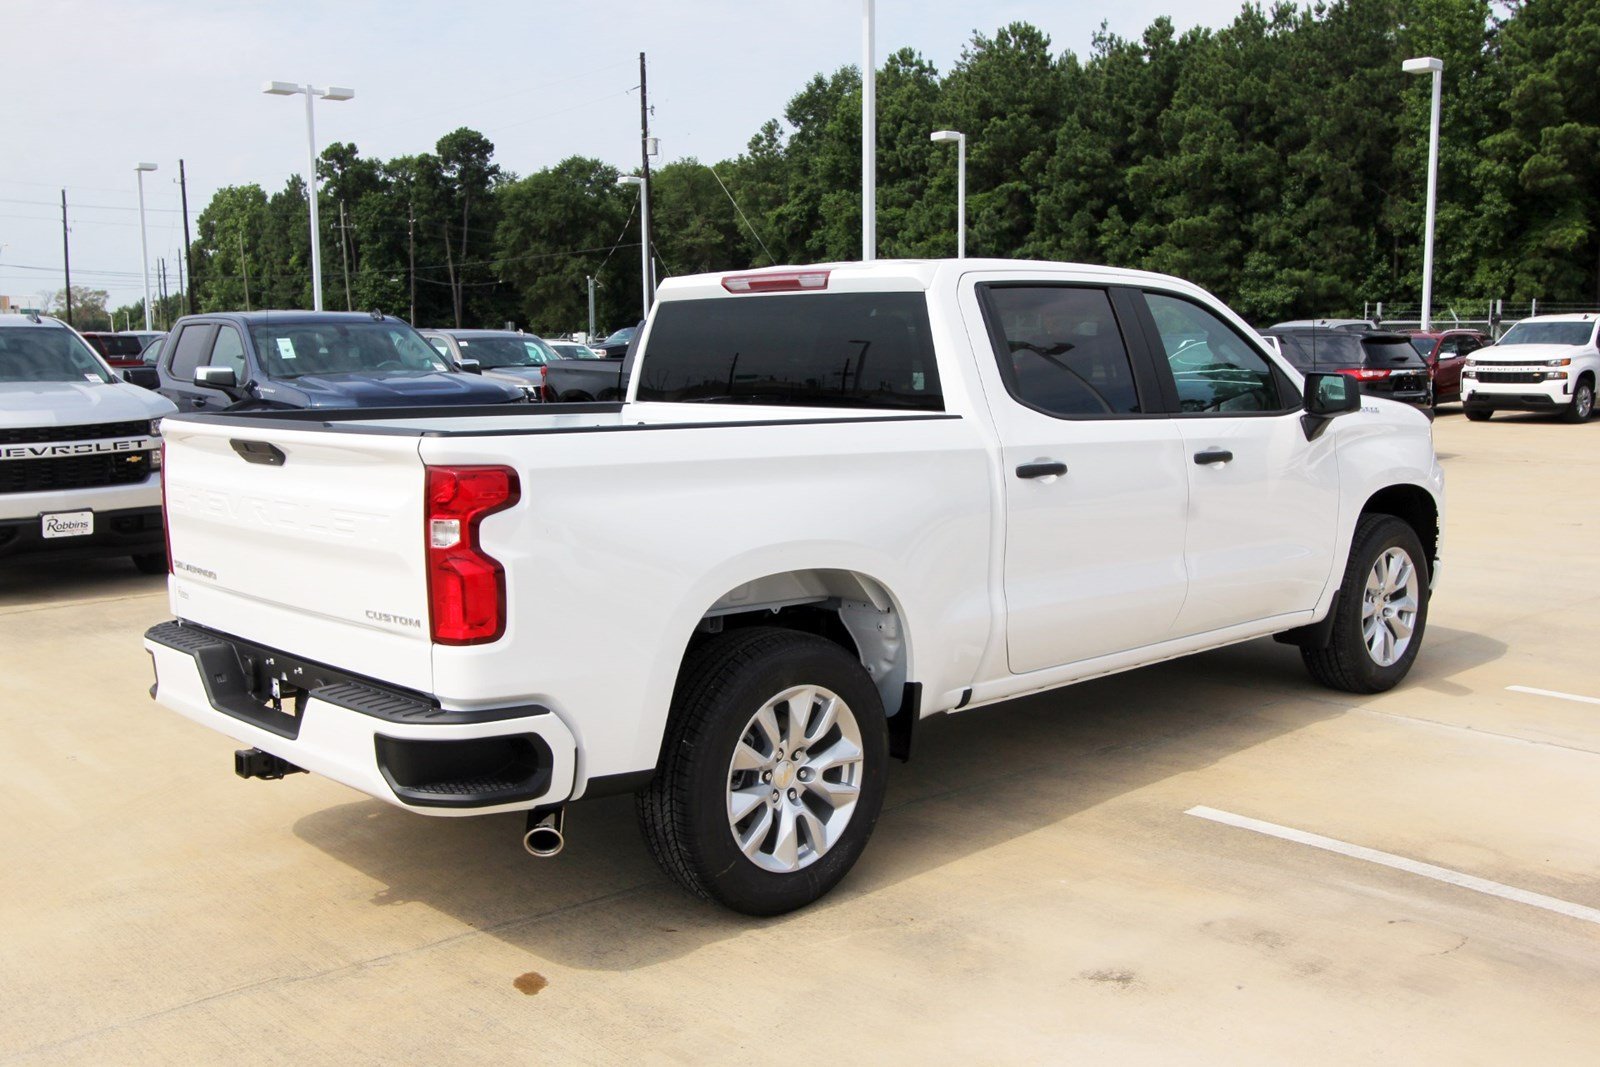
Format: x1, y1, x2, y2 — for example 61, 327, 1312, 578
0, 314, 176, 571
1462, 314, 1599, 423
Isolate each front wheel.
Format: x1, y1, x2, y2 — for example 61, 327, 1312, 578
637, 627, 888, 915
1302, 515, 1430, 694
1561, 380, 1594, 423
1464, 407, 1491, 422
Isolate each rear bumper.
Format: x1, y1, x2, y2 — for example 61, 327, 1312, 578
145, 620, 577, 815
0, 505, 164, 563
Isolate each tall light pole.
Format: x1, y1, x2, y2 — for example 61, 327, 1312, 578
1403, 57, 1443, 332
617, 175, 650, 322
862, 0, 876, 262
134, 163, 157, 330
930, 130, 966, 258
263, 81, 355, 311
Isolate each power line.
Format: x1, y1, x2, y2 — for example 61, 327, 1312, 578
0, 195, 183, 214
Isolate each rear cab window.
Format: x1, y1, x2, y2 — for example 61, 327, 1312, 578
1360, 336, 1428, 369
635, 292, 942, 410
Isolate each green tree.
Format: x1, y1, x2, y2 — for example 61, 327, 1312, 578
47, 286, 112, 331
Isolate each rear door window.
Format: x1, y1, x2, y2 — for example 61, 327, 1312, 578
635, 292, 942, 410
979, 285, 1144, 417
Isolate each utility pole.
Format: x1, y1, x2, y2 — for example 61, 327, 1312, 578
587, 275, 596, 339
60, 190, 73, 326
178, 159, 194, 313
408, 196, 417, 324
238, 231, 252, 311
158, 258, 168, 329
337, 199, 353, 311
639, 51, 653, 315
175, 242, 185, 315
862, 0, 876, 262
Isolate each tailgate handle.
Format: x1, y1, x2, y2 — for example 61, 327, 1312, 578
230, 439, 286, 466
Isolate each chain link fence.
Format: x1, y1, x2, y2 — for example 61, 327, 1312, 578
1366, 300, 1600, 338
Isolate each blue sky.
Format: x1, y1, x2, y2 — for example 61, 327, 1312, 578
1, 0, 1248, 311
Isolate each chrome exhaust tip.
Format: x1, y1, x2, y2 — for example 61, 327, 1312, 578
522, 808, 565, 858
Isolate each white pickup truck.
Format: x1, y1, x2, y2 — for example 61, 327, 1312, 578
145, 259, 1444, 914
2, 313, 174, 570
1461, 313, 1598, 422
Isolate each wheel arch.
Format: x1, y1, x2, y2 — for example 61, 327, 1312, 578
1360, 483, 1439, 578
689, 568, 914, 724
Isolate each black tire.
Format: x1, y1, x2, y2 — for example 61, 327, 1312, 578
131, 552, 167, 575
1301, 514, 1430, 694
1464, 407, 1491, 421
1561, 378, 1594, 424
637, 627, 888, 915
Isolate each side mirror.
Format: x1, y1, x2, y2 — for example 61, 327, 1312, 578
457, 358, 482, 374
195, 366, 238, 389
1301, 372, 1359, 440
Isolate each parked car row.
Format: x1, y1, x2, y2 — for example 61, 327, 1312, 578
1259, 315, 1597, 422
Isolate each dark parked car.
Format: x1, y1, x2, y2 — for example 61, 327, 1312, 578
1407, 329, 1489, 406
1262, 327, 1433, 408
592, 324, 641, 358
418, 329, 555, 400
154, 311, 526, 413
421, 328, 629, 402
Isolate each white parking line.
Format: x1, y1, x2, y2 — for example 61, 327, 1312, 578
1185, 806, 1600, 927
1506, 685, 1600, 707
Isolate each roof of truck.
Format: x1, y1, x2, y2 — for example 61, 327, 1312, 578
658, 258, 1215, 302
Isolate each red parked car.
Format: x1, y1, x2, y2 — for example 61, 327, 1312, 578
79, 331, 155, 369
1408, 329, 1490, 406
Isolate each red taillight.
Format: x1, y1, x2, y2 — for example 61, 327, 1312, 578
425, 465, 519, 645
721, 269, 831, 293
160, 440, 172, 574
1339, 368, 1391, 380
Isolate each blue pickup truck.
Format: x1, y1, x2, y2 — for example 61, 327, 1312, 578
154, 311, 525, 413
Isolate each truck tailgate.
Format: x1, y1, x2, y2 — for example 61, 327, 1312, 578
162, 419, 433, 693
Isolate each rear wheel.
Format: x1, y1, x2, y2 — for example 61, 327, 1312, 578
637, 627, 888, 915
1302, 515, 1429, 694
1561, 379, 1594, 423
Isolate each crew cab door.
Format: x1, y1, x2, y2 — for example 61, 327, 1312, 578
966, 280, 1190, 674
160, 323, 220, 413
1132, 289, 1339, 633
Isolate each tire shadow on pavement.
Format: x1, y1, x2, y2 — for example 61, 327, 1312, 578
287, 632, 1508, 972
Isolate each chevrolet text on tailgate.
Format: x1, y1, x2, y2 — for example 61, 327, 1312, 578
146, 259, 1444, 914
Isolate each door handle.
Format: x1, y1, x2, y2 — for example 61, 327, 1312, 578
1193, 449, 1233, 465
1016, 461, 1068, 479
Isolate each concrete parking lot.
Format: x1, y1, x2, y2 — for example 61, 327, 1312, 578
3, 409, 1597, 1064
